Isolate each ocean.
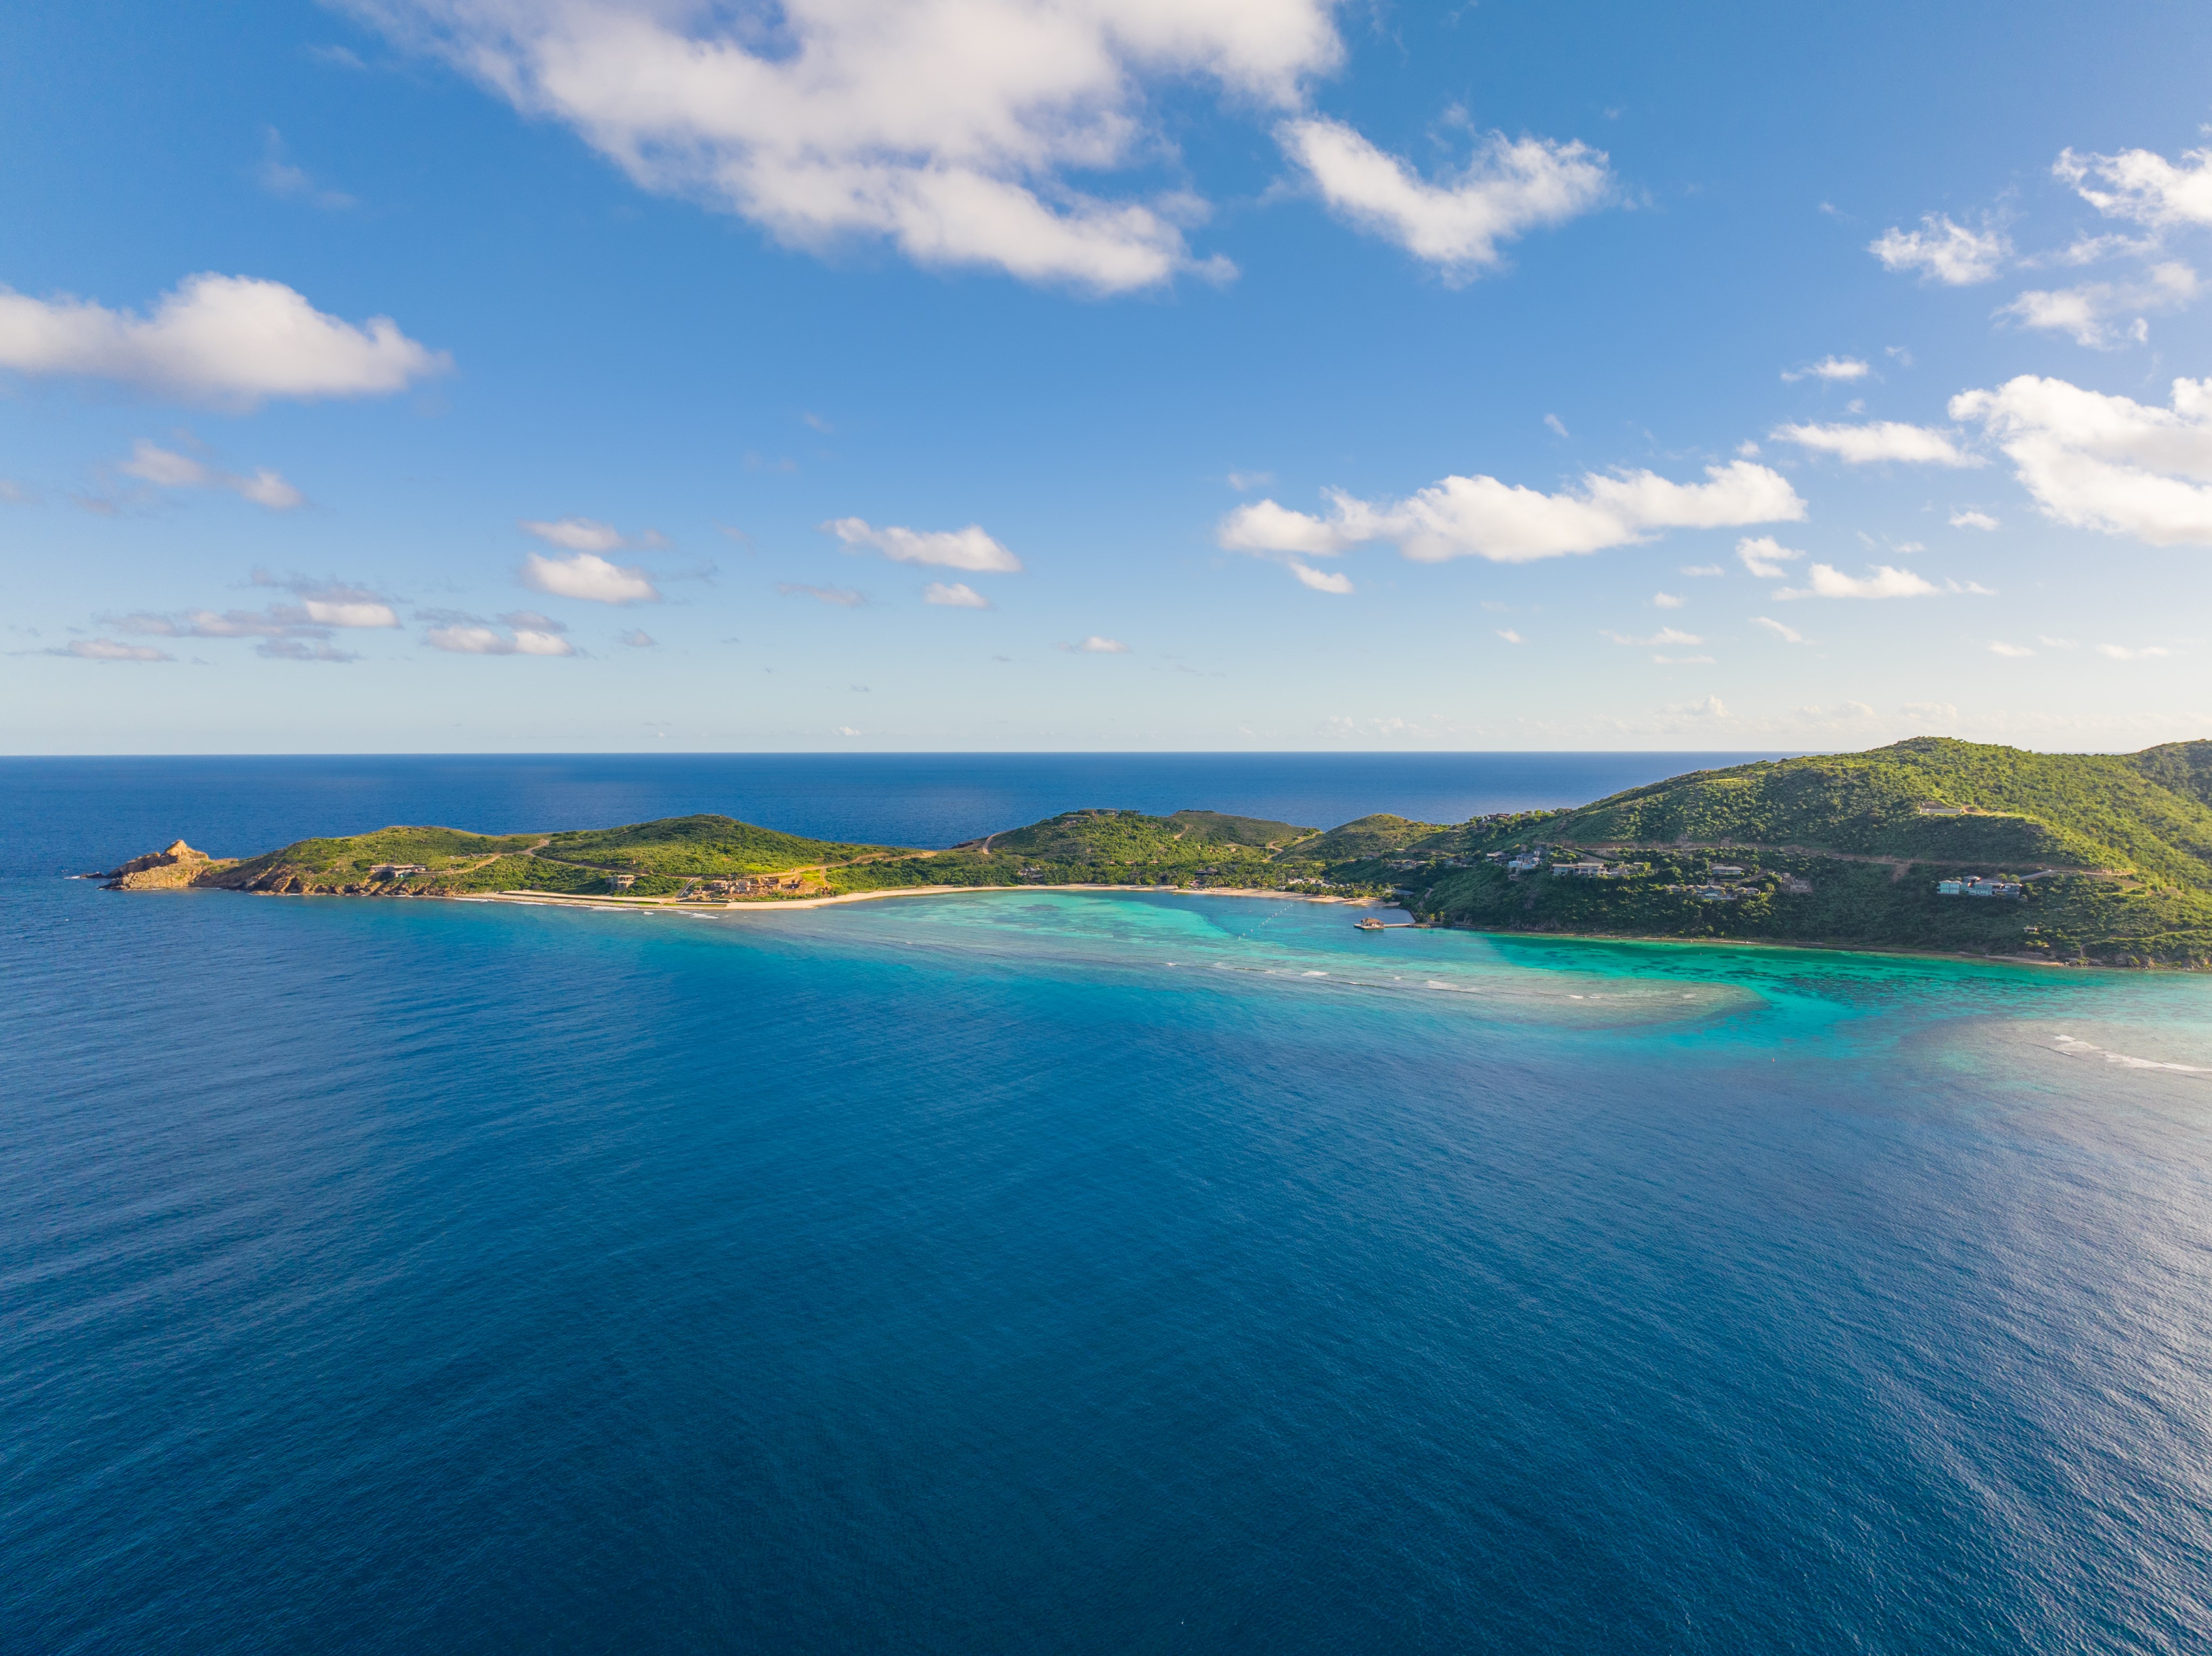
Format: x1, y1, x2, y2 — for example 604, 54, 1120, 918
5, 755, 2211, 1653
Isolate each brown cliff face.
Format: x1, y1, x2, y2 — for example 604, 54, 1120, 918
97, 840, 238, 890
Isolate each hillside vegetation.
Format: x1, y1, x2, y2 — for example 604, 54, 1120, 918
1356, 740, 2212, 968
204, 817, 901, 898
135, 738, 2212, 966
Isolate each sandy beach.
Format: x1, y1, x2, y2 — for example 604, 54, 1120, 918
456, 883, 1391, 914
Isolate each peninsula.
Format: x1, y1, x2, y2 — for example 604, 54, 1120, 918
95, 738, 2212, 969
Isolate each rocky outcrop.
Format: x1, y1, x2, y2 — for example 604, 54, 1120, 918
96, 840, 237, 890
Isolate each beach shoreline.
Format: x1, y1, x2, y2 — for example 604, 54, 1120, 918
453, 882, 1394, 914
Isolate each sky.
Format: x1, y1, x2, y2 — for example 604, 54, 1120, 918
5, 0, 2212, 755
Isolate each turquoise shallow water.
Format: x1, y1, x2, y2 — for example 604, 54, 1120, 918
6, 758, 2212, 1652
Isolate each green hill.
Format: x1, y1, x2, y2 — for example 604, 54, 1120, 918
204, 816, 908, 898
1391, 740, 2212, 968
1287, 813, 1443, 862
961, 808, 1313, 862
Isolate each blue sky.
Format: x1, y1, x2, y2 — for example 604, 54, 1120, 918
6, 0, 2212, 753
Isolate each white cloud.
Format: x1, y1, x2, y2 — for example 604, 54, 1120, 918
257, 638, 361, 662
2056, 146, 2212, 227
620, 628, 656, 647
1544, 413, 1569, 437
351, 0, 1350, 292
118, 440, 305, 510
1602, 626, 1703, 646
1219, 460, 1802, 565
923, 580, 993, 608
778, 582, 869, 607
300, 597, 399, 627
1290, 561, 1353, 593
2038, 636, 2079, 650
2098, 643, 2174, 660
114, 579, 400, 639
521, 516, 627, 552
521, 550, 660, 604
1950, 509, 2000, 530
1782, 356, 1870, 383
1775, 563, 1940, 600
47, 638, 173, 661
1736, 535, 1805, 578
826, 517, 1021, 572
1998, 262, 2200, 348
1495, 628, 1523, 643
2045, 232, 2161, 267
1226, 470, 1274, 490
1870, 214, 2009, 284
0, 273, 448, 405
1680, 563, 1723, 576
426, 623, 576, 655
1988, 641, 2034, 657
1771, 421, 1981, 467
1281, 118, 1610, 279
257, 128, 356, 209
1950, 374, 2212, 546
1754, 616, 1809, 644
1066, 635, 1129, 653
1652, 592, 1684, 609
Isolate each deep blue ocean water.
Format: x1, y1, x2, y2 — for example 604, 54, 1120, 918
6, 756, 2212, 1654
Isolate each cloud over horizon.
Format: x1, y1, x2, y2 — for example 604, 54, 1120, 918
46, 638, 174, 661
1951, 374, 2212, 545
1775, 563, 1941, 599
0, 273, 448, 404
1219, 460, 1804, 564
1771, 420, 1981, 467
923, 581, 993, 608
352, 0, 1351, 292
119, 439, 305, 509
426, 621, 576, 655
826, 517, 1021, 572
521, 550, 662, 604
1281, 119, 1610, 279
1869, 213, 2009, 284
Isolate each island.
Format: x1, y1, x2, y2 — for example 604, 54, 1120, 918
92, 737, 2212, 969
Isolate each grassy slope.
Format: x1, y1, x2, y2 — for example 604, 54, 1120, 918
543, 815, 892, 875
1287, 814, 1442, 862
1390, 740, 2212, 966
1513, 739, 2212, 885
194, 808, 1340, 900
205, 816, 907, 896
1412, 854, 2212, 968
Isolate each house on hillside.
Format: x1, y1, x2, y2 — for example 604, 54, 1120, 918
1936, 876, 2023, 898
1917, 802, 1968, 816
369, 862, 428, 877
